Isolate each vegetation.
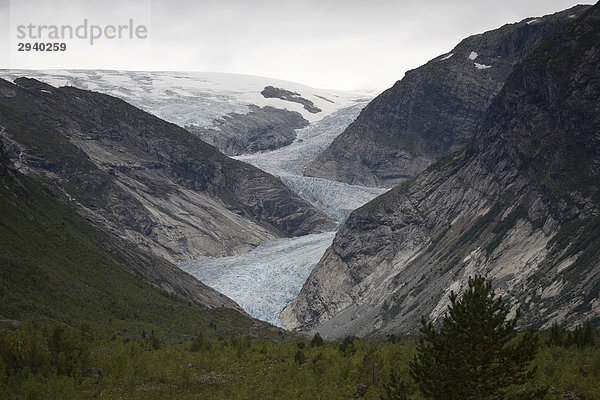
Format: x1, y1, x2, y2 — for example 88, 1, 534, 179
1, 319, 599, 399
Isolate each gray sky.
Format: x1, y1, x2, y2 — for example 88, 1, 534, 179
2, 0, 594, 90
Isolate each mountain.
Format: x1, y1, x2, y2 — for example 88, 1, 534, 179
281, 3, 600, 338
1, 136, 291, 339
304, 5, 590, 188
0, 70, 372, 156
0, 77, 334, 263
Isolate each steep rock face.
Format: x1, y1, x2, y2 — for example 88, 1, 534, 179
281, 5, 600, 338
304, 6, 590, 188
187, 106, 308, 156
0, 78, 334, 263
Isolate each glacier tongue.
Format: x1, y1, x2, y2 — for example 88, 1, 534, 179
279, 174, 386, 226
179, 232, 335, 326
180, 102, 387, 326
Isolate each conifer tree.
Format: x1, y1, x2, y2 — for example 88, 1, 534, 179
381, 368, 408, 400
409, 276, 540, 400
310, 332, 324, 347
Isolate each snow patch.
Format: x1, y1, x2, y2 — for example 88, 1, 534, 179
474, 63, 492, 70
526, 18, 539, 25
440, 53, 454, 61
568, 14, 576, 19
40, 89, 52, 94
468, 51, 478, 60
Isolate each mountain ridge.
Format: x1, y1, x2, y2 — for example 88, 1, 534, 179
281, 3, 600, 338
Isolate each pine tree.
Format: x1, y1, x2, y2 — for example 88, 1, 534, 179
381, 368, 408, 400
548, 322, 564, 346
409, 276, 540, 400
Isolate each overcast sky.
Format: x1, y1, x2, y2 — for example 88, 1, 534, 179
1, 0, 594, 90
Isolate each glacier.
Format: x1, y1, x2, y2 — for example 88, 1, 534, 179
235, 103, 387, 225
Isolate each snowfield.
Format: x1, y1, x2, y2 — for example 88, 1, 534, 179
0, 69, 373, 126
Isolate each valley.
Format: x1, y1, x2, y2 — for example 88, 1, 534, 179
3, 4, 598, 338
2, 2, 600, 398
182, 104, 387, 326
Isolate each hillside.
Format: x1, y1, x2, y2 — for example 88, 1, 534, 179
0, 138, 293, 340
282, 3, 600, 338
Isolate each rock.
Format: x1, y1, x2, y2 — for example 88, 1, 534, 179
282, 4, 600, 338
187, 105, 308, 156
261, 86, 322, 114
356, 383, 368, 397
304, 5, 590, 188
579, 365, 590, 377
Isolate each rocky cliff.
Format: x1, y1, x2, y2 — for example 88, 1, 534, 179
281, 4, 600, 338
0, 78, 334, 263
304, 5, 590, 188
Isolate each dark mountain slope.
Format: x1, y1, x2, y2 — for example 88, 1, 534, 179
305, 5, 590, 188
282, 3, 600, 338
0, 78, 334, 262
